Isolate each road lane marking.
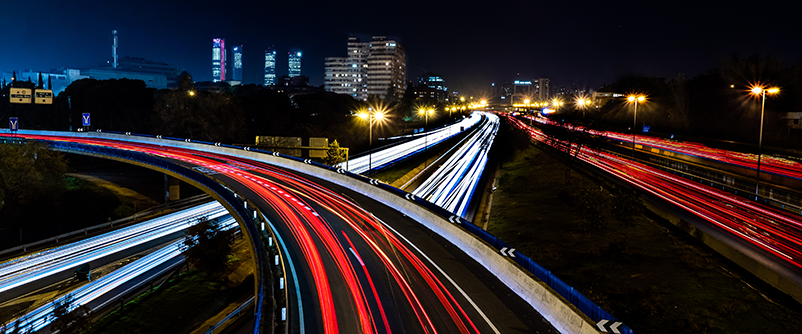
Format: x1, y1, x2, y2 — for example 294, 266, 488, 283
267, 218, 305, 334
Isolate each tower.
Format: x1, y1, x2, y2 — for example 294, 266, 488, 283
264, 48, 277, 85
288, 51, 302, 77
212, 38, 226, 82
112, 30, 118, 69
232, 45, 243, 82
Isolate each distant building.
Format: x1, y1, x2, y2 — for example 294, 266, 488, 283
194, 81, 231, 93
324, 57, 366, 100
288, 51, 302, 77
79, 68, 168, 88
782, 112, 802, 130
232, 45, 243, 82
536, 78, 550, 101
98, 56, 182, 87
276, 75, 319, 96
324, 36, 406, 101
592, 88, 625, 107
264, 49, 277, 85
212, 38, 226, 82
278, 75, 309, 87
414, 72, 447, 103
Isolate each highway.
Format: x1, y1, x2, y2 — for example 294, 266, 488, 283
413, 113, 499, 218
1, 132, 557, 334
506, 114, 802, 274
526, 115, 802, 181
344, 114, 481, 174
0, 201, 226, 297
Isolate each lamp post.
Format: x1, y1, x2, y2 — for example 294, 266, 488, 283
576, 97, 591, 119
359, 110, 385, 173
627, 95, 646, 158
750, 86, 780, 195
419, 107, 435, 166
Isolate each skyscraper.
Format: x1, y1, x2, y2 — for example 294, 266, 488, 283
232, 45, 243, 82
288, 51, 302, 77
324, 36, 405, 100
264, 49, 276, 85
212, 38, 226, 82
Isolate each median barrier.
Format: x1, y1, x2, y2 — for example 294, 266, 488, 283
17, 129, 625, 334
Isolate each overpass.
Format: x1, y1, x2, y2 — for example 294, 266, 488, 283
0, 129, 624, 334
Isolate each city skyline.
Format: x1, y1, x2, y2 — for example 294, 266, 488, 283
0, 1, 799, 93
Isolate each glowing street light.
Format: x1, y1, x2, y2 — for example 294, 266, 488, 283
359, 107, 387, 172
419, 107, 436, 165
750, 85, 780, 195
188, 90, 196, 96
575, 97, 592, 119
627, 95, 646, 158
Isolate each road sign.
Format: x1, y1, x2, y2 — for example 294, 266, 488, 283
9, 117, 18, 131
10, 88, 32, 104
642, 125, 650, 133
82, 113, 91, 126
35, 89, 53, 104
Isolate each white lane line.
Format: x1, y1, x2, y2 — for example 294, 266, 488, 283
373, 216, 501, 334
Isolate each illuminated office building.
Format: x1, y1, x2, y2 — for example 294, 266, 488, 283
288, 51, 302, 77
232, 45, 243, 82
324, 36, 405, 100
264, 49, 276, 85
212, 38, 226, 82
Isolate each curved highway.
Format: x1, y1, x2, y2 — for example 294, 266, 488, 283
0, 132, 557, 334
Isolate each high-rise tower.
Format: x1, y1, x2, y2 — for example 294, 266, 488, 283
288, 51, 302, 77
264, 49, 277, 85
212, 38, 226, 82
232, 45, 243, 82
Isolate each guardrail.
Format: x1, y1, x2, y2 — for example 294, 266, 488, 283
12, 129, 629, 334
203, 296, 255, 334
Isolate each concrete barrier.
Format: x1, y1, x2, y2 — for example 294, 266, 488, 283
17, 129, 606, 334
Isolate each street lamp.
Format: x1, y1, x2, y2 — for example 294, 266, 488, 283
575, 97, 591, 119
750, 85, 780, 195
627, 95, 646, 158
358, 109, 386, 172
419, 107, 435, 165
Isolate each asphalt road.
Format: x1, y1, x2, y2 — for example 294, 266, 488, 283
4, 133, 559, 334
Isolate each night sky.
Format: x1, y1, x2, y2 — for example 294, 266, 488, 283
1, 0, 799, 93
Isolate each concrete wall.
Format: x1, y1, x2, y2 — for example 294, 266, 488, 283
17, 130, 605, 334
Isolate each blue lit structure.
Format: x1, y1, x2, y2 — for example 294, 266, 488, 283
264, 49, 276, 85
232, 45, 243, 82
288, 51, 302, 77
212, 38, 226, 82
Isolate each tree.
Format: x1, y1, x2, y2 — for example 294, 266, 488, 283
37, 72, 43, 89
182, 216, 235, 279
0, 142, 67, 216
323, 140, 347, 166
49, 294, 91, 334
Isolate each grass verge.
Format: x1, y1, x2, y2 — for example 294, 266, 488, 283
82, 271, 219, 334
487, 144, 802, 334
